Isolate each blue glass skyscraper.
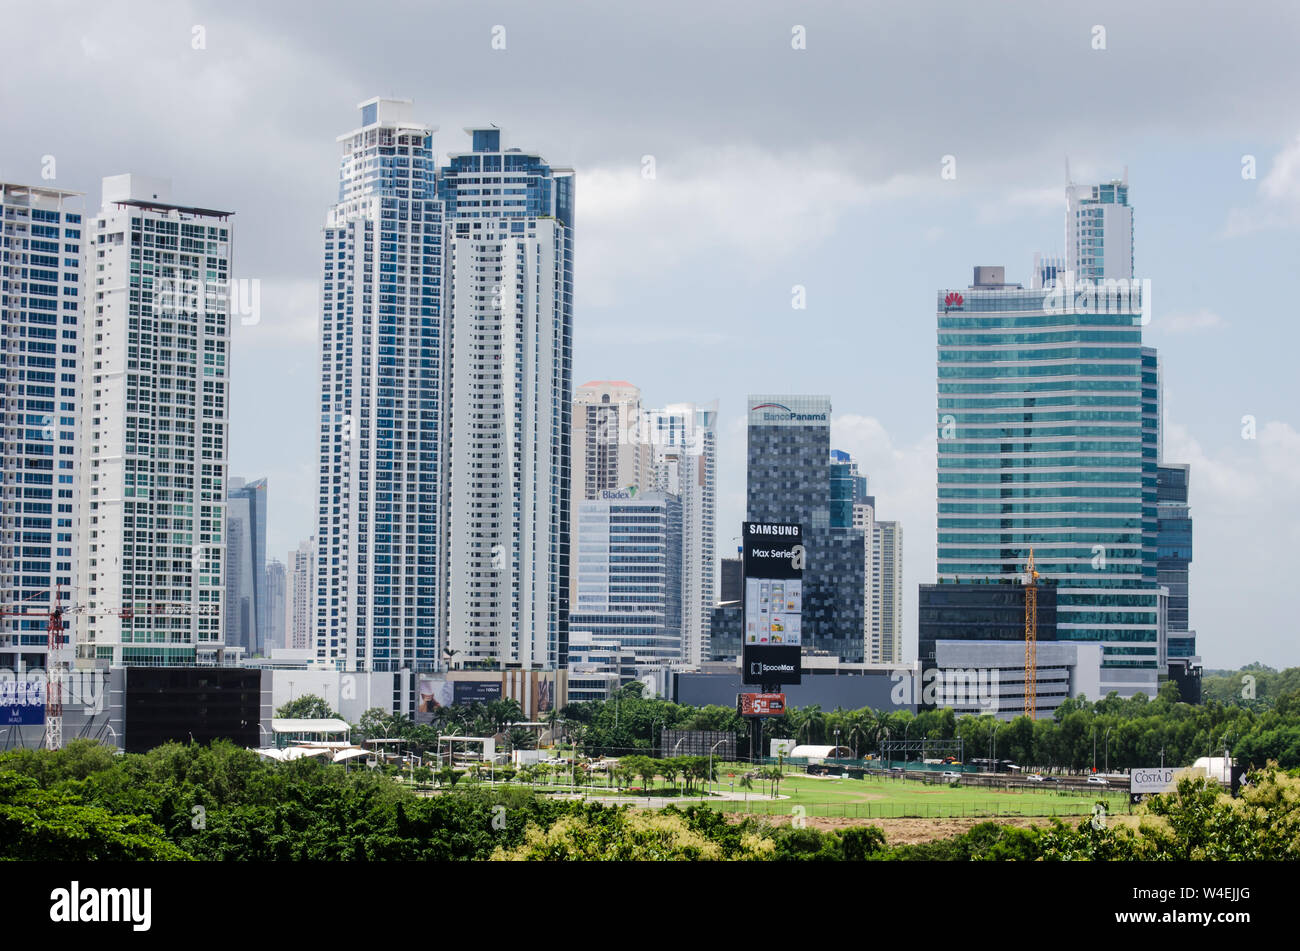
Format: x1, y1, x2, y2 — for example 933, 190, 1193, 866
315, 99, 443, 672
936, 266, 1163, 698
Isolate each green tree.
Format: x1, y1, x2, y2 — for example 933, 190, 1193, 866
275, 693, 340, 720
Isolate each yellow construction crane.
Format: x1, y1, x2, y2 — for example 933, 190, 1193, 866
1023, 549, 1039, 719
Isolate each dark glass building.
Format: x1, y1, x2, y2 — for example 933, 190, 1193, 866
1157, 464, 1193, 653
917, 581, 1058, 673
746, 396, 866, 662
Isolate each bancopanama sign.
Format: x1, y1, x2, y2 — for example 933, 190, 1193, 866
749, 402, 829, 423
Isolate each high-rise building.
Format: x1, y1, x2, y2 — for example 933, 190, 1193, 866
936, 266, 1163, 698
313, 99, 443, 672
573, 381, 651, 499
570, 490, 682, 667
76, 175, 231, 665
1157, 464, 1193, 655
1157, 463, 1199, 700
570, 381, 650, 611
287, 537, 315, 651
265, 558, 286, 652
746, 396, 866, 662
0, 183, 83, 671
313, 100, 574, 674
829, 449, 867, 529
440, 126, 574, 670
225, 476, 267, 655
645, 401, 717, 667
1065, 173, 1133, 282
872, 520, 903, 664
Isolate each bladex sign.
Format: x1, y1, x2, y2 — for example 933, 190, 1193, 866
742, 521, 802, 685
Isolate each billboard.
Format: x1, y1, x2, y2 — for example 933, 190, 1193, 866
415, 676, 454, 723
1130, 766, 1180, 794
453, 680, 502, 705
739, 693, 786, 717
0, 678, 44, 726
742, 521, 802, 685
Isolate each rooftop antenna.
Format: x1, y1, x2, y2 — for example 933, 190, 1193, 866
1065, 156, 1072, 187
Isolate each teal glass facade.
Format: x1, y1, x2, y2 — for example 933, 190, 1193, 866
936, 283, 1161, 675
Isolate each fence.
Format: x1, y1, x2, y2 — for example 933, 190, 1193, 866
710, 799, 1128, 820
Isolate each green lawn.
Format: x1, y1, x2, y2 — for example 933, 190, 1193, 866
421, 763, 1130, 820
703, 767, 1129, 819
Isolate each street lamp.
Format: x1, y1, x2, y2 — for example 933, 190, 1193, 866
834, 729, 841, 766
1104, 726, 1113, 774
708, 739, 726, 799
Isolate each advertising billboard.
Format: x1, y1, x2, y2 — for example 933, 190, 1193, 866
415, 676, 454, 723
0, 678, 44, 726
453, 680, 503, 705
1130, 766, 1180, 794
738, 693, 786, 717
742, 521, 802, 685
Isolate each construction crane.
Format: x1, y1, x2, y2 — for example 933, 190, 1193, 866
2, 586, 215, 749
1023, 549, 1039, 720
0, 586, 72, 750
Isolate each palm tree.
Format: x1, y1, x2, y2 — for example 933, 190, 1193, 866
797, 705, 825, 745
846, 711, 871, 760
543, 706, 561, 748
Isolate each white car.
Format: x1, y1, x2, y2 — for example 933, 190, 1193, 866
1088, 775, 1109, 785
1027, 774, 1045, 783
942, 771, 962, 780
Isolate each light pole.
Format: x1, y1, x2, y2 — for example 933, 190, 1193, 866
709, 739, 726, 799
1092, 726, 1097, 774
834, 728, 841, 766
1104, 726, 1113, 774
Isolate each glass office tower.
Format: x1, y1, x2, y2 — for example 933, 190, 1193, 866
746, 396, 866, 662
936, 267, 1162, 698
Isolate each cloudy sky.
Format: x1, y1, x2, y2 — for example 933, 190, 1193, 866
5, 1, 1298, 669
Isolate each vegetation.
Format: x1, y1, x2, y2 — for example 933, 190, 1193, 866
2, 740, 1297, 861
557, 668, 1300, 772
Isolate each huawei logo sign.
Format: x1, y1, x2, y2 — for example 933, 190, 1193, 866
944, 292, 964, 308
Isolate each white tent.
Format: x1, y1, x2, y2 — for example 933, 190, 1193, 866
788, 745, 853, 762
332, 747, 373, 763
281, 746, 334, 761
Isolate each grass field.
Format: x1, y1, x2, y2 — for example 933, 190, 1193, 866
699, 766, 1130, 820
419, 762, 1131, 820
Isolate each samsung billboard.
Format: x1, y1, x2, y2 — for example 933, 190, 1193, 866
742, 521, 803, 685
